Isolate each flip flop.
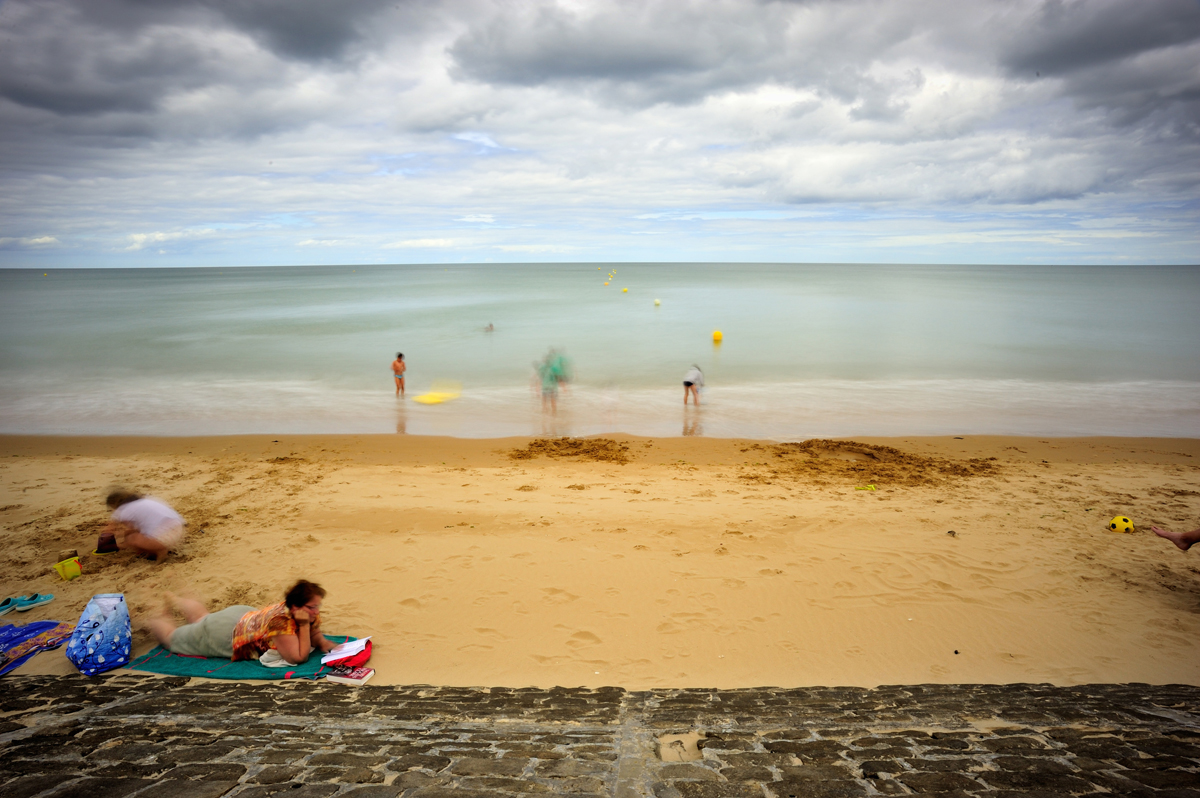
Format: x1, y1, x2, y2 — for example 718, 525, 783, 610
0, 597, 17, 616
15, 593, 55, 612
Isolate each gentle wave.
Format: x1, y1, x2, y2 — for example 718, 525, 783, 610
2, 376, 1196, 438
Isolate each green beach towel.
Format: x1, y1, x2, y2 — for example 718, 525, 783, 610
125, 635, 354, 680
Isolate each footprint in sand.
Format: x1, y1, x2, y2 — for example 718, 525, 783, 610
566, 631, 602, 649
474, 628, 508, 641
531, 654, 569, 665
399, 598, 422, 610
541, 587, 580, 604
458, 644, 492, 652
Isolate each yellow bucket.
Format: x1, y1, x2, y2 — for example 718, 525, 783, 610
53, 557, 82, 581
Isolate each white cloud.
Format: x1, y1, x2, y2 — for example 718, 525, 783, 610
496, 244, 576, 253
457, 214, 496, 223
383, 238, 459, 248
124, 229, 216, 251
298, 238, 348, 246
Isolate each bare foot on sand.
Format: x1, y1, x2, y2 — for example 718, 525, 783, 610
1151, 525, 1199, 552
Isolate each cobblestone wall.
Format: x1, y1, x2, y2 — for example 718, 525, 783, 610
2, 676, 1198, 797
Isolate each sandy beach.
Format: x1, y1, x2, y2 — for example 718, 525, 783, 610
2, 433, 1197, 688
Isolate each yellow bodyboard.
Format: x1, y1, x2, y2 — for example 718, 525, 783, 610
413, 381, 462, 405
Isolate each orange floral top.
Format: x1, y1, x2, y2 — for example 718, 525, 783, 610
230, 603, 320, 662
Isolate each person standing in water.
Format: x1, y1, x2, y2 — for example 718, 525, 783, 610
683, 364, 704, 405
391, 352, 406, 397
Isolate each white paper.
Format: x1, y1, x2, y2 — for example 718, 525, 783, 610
321, 636, 371, 664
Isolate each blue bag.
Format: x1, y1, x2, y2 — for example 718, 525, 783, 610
66, 593, 132, 676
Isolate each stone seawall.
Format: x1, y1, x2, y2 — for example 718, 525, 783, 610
2, 676, 1198, 797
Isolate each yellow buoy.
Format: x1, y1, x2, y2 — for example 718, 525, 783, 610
622, 287, 628, 293
654, 299, 661, 306
604, 282, 609, 285
713, 330, 723, 342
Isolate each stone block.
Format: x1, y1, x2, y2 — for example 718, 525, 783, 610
899, 757, 976, 772
447, 757, 527, 777
306, 754, 389, 768
776, 764, 854, 781
339, 787, 405, 798
992, 755, 1075, 774
979, 771, 1095, 792
458, 776, 552, 792
84, 743, 166, 761
554, 776, 608, 794
764, 779, 867, 798
303, 767, 384, 783
896, 771, 982, 792
134, 780, 240, 798
45, 777, 156, 797
158, 745, 240, 764
1125, 769, 1200, 789
979, 736, 1048, 752
248, 766, 304, 785
253, 751, 304, 765
86, 764, 172, 780
391, 770, 439, 788
388, 754, 451, 772
409, 787, 517, 798
719, 765, 773, 782
763, 741, 845, 758
717, 753, 795, 768
664, 782, 766, 798
535, 758, 611, 778
0, 774, 80, 798
233, 786, 340, 798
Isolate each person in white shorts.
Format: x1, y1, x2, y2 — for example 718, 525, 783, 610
105, 490, 186, 563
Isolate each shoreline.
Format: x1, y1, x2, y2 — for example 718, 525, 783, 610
2, 433, 1198, 688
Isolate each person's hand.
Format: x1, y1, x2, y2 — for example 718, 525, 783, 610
291, 607, 314, 624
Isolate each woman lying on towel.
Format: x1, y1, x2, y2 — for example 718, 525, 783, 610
148, 580, 336, 666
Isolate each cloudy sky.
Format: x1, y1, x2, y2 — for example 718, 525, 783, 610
1, 0, 1197, 267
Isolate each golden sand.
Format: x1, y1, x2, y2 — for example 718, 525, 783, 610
2, 433, 1197, 687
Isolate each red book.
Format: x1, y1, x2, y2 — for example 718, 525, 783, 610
324, 666, 375, 685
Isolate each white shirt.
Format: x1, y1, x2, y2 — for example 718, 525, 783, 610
112, 497, 184, 536
684, 367, 704, 387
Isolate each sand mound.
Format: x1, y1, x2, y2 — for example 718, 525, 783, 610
742, 438, 999, 487
509, 437, 631, 464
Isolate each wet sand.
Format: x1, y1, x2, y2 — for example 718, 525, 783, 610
1, 433, 1197, 688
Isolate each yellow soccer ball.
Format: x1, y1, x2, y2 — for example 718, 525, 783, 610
1108, 516, 1134, 533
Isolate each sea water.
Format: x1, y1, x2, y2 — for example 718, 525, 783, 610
1, 263, 1197, 438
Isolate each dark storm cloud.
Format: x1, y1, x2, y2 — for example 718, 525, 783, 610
0, 0, 399, 119
1001, 0, 1200, 77
201, 0, 399, 62
1000, 0, 1200, 136
447, 1, 807, 106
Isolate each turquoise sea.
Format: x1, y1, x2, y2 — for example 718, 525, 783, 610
1, 263, 1197, 438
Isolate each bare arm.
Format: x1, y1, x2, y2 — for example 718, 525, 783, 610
272, 607, 317, 664
311, 628, 335, 654
272, 624, 312, 665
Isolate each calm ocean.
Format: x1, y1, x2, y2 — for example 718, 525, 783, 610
1, 263, 1197, 438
